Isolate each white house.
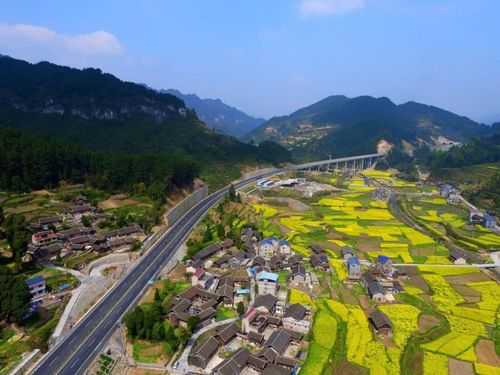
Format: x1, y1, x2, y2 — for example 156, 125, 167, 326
258, 238, 279, 259
256, 271, 279, 296
278, 240, 291, 255
283, 304, 311, 334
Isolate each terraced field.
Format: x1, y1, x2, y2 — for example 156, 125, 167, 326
251, 169, 500, 375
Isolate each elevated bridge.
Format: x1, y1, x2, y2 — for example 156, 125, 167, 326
292, 153, 383, 172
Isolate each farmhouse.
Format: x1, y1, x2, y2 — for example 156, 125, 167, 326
368, 310, 392, 336
449, 249, 468, 265
341, 246, 354, 260
310, 253, 329, 271
347, 256, 361, 279
259, 238, 279, 259
282, 303, 311, 334
257, 271, 279, 296
25, 275, 46, 304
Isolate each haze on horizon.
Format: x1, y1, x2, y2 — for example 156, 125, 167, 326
1, 0, 499, 123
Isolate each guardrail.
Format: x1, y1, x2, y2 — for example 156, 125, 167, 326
164, 186, 209, 227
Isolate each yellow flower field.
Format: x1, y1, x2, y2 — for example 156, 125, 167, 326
423, 351, 448, 375
289, 288, 313, 306
252, 203, 278, 218
378, 305, 420, 347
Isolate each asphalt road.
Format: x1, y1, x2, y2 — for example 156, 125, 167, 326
31, 171, 278, 375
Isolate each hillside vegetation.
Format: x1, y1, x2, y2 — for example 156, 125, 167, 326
247, 95, 490, 159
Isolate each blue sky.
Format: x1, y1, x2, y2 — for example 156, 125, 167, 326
1, 0, 499, 122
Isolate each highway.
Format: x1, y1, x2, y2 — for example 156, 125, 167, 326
30, 170, 278, 375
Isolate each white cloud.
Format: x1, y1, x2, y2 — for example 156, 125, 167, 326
0, 23, 123, 62
300, 0, 366, 16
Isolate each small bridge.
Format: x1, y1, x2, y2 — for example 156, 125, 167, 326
292, 153, 384, 172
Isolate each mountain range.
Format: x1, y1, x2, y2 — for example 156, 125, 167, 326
0, 55, 289, 166
246, 95, 492, 159
162, 89, 265, 138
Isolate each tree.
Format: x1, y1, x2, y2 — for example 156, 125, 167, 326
237, 301, 245, 316
187, 316, 200, 332
0, 266, 30, 323
151, 321, 165, 341
0, 206, 4, 226
202, 225, 213, 243
154, 288, 162, 304
228, 184, 237, 202
81, 215, 92, 228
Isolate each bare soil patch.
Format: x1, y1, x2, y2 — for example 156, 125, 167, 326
476, 339, 500, 367
450, 284, 481, 303
339, 285, 358, 305
358, 295, 370, 310
446, 273, 491, 284
418, 314, 440, 333
127, 368, 164, 375
357, 237, 381, 253
406, 275, 431, 293
32, 189, 53, 196
448, 358, 474, 375
99, 197, 141, 210
410, 247, 435, 256
333, 360, 368, 375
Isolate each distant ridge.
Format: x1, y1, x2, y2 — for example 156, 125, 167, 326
246, 94, 490, 158
163, 89, 265, 138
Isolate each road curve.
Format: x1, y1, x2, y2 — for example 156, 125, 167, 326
31, 171, 278, 375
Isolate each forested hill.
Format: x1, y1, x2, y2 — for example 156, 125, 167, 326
163, 89, 265, 138
246, 95, 490, 159
0, 56, 289, 165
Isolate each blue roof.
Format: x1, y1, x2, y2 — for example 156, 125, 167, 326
347, 256, 360, 265
26, 275, 45, 286
279, 240, 290, 246
261, 238, 276, 245
236, 288, 250, 294
257, 271, 278, 282
378, 255, 390, 264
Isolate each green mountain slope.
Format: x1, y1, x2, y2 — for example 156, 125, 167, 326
0, 56, 289, 165
163, 89, 265, 138
246, 95, 489, 159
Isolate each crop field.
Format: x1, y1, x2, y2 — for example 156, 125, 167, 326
289, 288, 314, 306
252, 170, 500, 374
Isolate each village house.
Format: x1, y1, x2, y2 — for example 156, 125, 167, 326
368, 310, 392, 336
341, 246, 355, 260
377, 255, 393, 276
254, 294, 278, 314
310, 253, 329, 271
289, 263, 306, 286
278, 240, 291, 255
216, 277, 234, 306
447, 192, 461, 205
347, 256, 362, 280
105, 224, 144, 241
25, 275, 47, 304
364, 273, 385, 303
282, 304, 311, 334
257, 271, 279, 296
469, 211, 485, 225
258, 238, 279, 259
439, 184, 455, 198
169, 286, 220, 328
31, 216, 62, 231
484, 212, 497, 228
449, 249, 468, 265
31, 230, 59, 246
